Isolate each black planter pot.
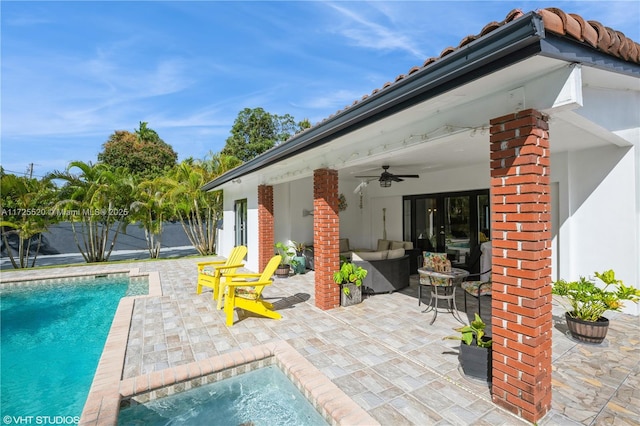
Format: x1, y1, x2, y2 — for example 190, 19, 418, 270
565, 312, 609, 344
458, 337, 492, 382
340, 283, 362, 306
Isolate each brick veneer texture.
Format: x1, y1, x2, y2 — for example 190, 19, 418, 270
489, 109, 552, 423
313, 168, 340, 310
257, 185, 274, 271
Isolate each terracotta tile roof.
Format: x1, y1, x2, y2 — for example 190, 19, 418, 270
315, 7, 639, 126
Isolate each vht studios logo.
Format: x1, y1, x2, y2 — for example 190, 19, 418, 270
2, 416, 79, 425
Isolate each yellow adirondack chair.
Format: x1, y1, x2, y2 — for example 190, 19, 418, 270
196, 246, 247, 304
222, 255, 282, 326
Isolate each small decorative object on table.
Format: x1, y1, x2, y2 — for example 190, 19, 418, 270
444, 313, 492, 381
333, 261, 367, 306
552, 269, 640, 343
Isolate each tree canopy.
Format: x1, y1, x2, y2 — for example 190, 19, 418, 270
221, 107, 311, 162
98, 121, 178, 179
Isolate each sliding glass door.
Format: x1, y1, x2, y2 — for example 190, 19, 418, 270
403, 189, 489, 272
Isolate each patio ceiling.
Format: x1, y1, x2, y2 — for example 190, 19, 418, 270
238, 55, 634, 189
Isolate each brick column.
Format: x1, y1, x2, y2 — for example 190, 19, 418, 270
313, 168, 340, 310
257, 185, 274, 271
489, 109, 552, 423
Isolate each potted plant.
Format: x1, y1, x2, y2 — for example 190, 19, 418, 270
291, 241, 307, 274
333, 261, 367, 306
444, 313, 492, 381
552, 269, 640, 343
274, 241, 295, 278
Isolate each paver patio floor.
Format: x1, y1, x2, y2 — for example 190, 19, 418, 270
3, 256, 638, 425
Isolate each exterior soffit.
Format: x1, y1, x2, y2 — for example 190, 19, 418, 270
219, 58, 638, 190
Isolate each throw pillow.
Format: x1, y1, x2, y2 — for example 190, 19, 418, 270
377, 239, 390, 251
386, 248, 406, 259
390, 241, 405, 250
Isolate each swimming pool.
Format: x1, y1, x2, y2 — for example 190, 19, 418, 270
0, 274, 146, 418
118, 365, 327, 425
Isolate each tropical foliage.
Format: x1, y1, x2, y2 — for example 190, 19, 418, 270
98, 122, 178, 179
0, 174, 59, 268
553, 270, 640, 321
50, 161, 132, 263
167, 153, 241, 256
2, 107, 308, 268
445, 313, 493, 348
221, 107, 310, 162
128, 176, 173, 259
333, 262, 368, 296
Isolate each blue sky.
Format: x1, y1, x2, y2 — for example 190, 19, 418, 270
2, 1, 639, 178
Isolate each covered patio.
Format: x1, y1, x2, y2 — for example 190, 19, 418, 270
203, 8, 639, 423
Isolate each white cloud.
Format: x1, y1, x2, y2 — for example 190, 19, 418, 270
324, 2, 427, 59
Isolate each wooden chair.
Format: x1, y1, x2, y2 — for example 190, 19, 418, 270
196, 246, 247, 306
221, 255, 282, 326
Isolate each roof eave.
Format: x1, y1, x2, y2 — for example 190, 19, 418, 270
202, 11, 547, 192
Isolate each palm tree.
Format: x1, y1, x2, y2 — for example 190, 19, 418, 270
0, 174, 58, 268
167, 154, 240, 255
128, 176, 173, 258
50, 161, 132, 262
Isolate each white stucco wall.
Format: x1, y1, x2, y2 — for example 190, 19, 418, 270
553, 145, 639, 315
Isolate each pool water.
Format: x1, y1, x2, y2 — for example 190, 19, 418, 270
118, 365, 328, 426
1, 276, 130, 418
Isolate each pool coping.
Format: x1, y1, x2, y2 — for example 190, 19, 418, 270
0, 268, 162, 298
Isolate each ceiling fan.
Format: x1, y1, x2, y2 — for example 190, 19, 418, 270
355, 165, 419, 188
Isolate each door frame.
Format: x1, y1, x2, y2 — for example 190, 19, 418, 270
234, 198, 248, 247
403, 189, 490, 271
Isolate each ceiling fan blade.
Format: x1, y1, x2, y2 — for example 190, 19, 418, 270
354, 175, 379, 179
394, 174, 420, 178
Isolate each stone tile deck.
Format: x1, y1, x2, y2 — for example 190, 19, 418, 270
3, 256, 639, 425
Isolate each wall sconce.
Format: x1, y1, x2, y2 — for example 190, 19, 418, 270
302, 209, 314, 217
231, 178, 242, 184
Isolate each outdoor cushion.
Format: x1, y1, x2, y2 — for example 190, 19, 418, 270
390, 241, 405, 250
422, 252, 451, 286
423, 252, 449, 270
386, 248, 406, 260
403, 241, 414, 250
353, 251, 387, 261
377, 239, 390, 251
462, 280, 492, 296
